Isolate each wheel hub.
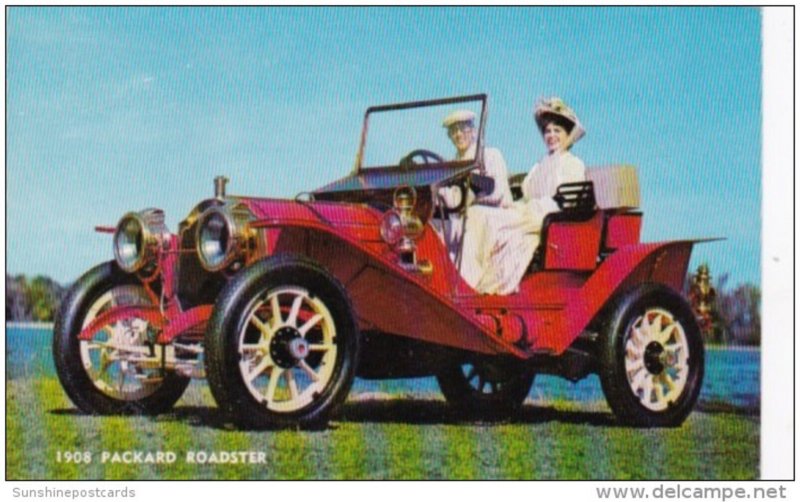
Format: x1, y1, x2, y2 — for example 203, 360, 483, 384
289, 338, 309, 359
270, 326, 305, 368
644, 341, 665, 374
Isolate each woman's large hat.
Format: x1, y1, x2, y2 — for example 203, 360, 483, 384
534, 97, 585, 147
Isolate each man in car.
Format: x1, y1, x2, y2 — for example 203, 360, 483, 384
438, 110, 513, 288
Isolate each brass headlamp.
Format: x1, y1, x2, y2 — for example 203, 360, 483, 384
380, 186, 431, 274
113, 208, 169, 273
196, 204, 254, 272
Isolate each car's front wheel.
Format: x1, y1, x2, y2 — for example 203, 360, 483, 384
437, 358, 533, 419
204, 255, 359, 429
53, 262, 190, 415
599, 283, 705, 427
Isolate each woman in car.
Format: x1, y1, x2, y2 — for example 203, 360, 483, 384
473, 97, 586, 294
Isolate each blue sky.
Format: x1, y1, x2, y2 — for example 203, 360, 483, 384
7, 7, 761, 286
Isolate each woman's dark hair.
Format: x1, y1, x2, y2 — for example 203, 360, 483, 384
538, 113, 575, 134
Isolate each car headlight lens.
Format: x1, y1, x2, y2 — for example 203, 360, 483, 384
196, 206, 253, 272
113, 209, 166, 273
380, 210, 405, 245
380, 186, 424, 247
198, 210, 231, 271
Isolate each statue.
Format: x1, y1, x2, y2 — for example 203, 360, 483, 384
689, 264, 716, 337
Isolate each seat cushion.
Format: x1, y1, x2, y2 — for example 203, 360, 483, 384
586, 165, 640, 209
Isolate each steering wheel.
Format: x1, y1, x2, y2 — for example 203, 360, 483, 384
436, 176, 471, 217
399, 149, 445, 169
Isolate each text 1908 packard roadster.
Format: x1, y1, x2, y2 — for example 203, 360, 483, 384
54, 95, 709, 428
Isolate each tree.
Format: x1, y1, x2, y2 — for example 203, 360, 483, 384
5, 274, 67, 322
6, 274, 29, 321
686, 268, 761, 346
710, 273, 761, 346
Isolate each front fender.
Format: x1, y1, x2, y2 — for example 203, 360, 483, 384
77, 305, 213, 344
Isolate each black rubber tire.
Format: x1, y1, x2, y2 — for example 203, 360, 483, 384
437, 358, 534, 420
598, 283, 705, 427
204, 254, 359, 429
52, 261, 190, 415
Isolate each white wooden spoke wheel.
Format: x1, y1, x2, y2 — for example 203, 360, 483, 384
237, 286, 338, 413
624, 308, 690, 412
78, 285, 161, 401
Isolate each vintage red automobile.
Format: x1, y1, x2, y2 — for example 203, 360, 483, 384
54, 94, 708, 428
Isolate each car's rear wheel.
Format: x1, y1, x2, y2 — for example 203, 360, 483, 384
53, 262, 190, 415
204, 255, 359, 429
599, 283, 704, 427
437, 358, 533, 419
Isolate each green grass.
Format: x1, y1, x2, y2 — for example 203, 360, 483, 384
386, 422, 428, 478
6, 382, 28, 478
5, 377, 759, 480
36, 379, 84, 479
329, 423, 369, 478
495, 425, 538, 478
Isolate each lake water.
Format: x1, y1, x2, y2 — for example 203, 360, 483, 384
6, 326, 760, 411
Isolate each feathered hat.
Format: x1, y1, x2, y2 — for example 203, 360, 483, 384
534, 97, 585, 147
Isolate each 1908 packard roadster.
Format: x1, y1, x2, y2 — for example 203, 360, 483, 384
54, 95, 708, 428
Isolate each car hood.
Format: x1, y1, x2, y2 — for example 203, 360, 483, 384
238, 196, 384, 236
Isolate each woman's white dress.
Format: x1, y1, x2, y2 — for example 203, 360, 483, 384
468, 150, 586, 294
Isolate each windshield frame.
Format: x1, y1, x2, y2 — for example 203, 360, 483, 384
353, 94, 488, 174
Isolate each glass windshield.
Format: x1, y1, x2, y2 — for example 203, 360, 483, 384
359, 96, 484, 170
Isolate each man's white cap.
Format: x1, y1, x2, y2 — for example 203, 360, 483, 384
442, 109, 476, 128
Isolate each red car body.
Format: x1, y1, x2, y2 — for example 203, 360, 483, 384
79, 187, 698, 357
58, 94, 709, 428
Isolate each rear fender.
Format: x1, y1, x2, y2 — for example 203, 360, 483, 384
554, 240, 697, 353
